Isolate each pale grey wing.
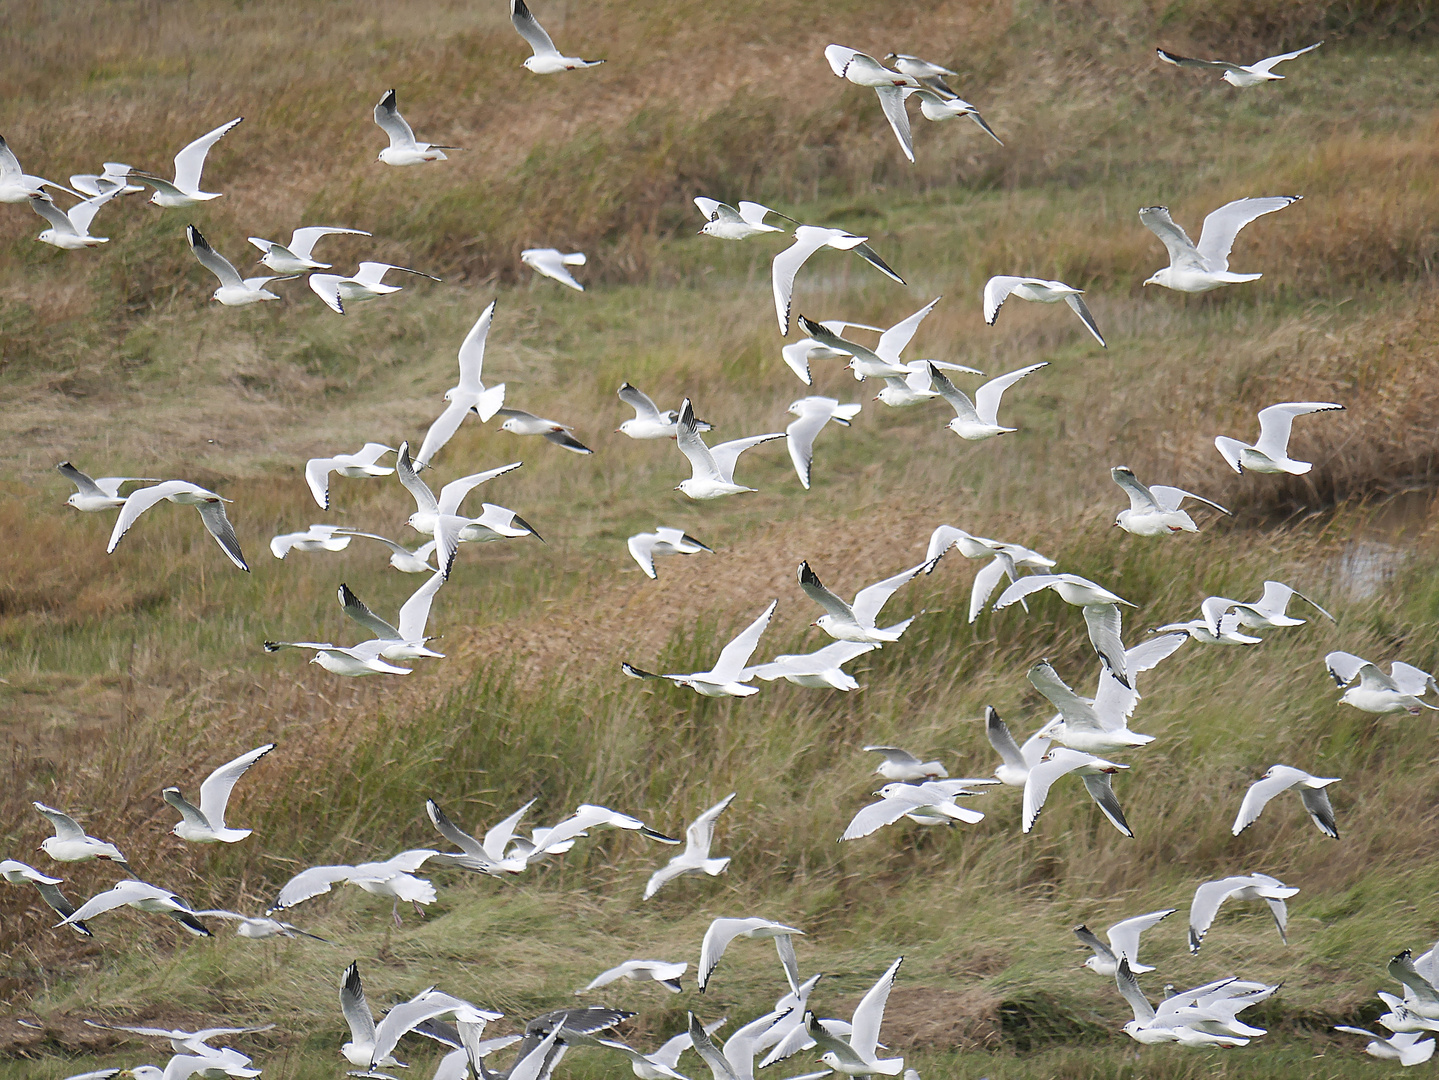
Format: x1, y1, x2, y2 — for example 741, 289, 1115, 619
1063, 294, 1106, 347
982, 276, 1024, 325
196, 743, 273, 829
287, 226, 370, 261
873, 86, 914, 163
1156, 47, 1232, 70
875, 296, 940, 362
628, 534, 659, 579
974, 362, 1046, 426
67, 189, 118, 234
172, 118, 242, 192
34, 802, 88, 842
433, 1048, 470, 1080
1138, 205, 1205, 271
738, 201, 781, 226
1072, 924, 1114, 962
68, 882, 169, 923
695, 197, 739, 223
274, 864, 353, 909
925, 363, 980, 422
709, 600, 777, 683
1115, 961, 1156, 1023
1195, 196, 1300, 272
1022, 753, 1089, 832
107, 482, 183, 552
396, 571, 445, 641
0, 136, 21, 180
651, 1030, 697, 1070
396, 443, 439, 513
785, 409, 831, 490
797, 562, 853, 620
1263, 894, 1289, 943
1232, 771, 1299, 835
338, 583, 399, 639
1250, 41, 1322, 74
984, 708, 1027, 772
482, 799, 536, 860
618, 382, 665, 422
374, 90, 417, 149
1081, 774, 1133, 837
803, 1015, 861, 1067
164, 788, 211, 832
852, 560, 928, 627
676, 404, 721, 480
1253, 402, 1342, 460
416, 399, 474, 469
1188, 878, 1248, 951
841, 797, 914, 840
772, 231, 831, 335
33, 878, 89, 932
709, 433, 782, 484
698, 920, 745, 989
1299, 786, 1339, 838
1083, 604, 1129, 692
1390, 662, 1437, 697
341, 962, 378, 1045
992, 574, 1059, 611
1149, 485, 1230, 515
455, 300, 497, 392
511, 0, 560, 57
29, 194, 75, 233
848, 956, 901, 1060
372, 994, 476, 1068
686, 793, 736, 857
689, 1014, 740, 1080
1112, 467, 1161, 512
56, 462, 107, 498
196, 499, 249, 571
1214, 435, 1247, 474
851, 241, 905, 284
774, 935, 802, 996
1028, 662, 1093, 720
1263, 580, 1334, 623
1324, 650, 1368, 687
1390, 953, 1439, 1005
437, 462, 523, 516
308, 274, 346, 314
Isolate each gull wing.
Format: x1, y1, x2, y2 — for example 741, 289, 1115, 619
482, 799, 537, 861
1391, 951, 1439, 1006
304, 457, 338, 509
709, 433, 783, 484
1021, 749, 1094, 832
1028, 662, 1097, 725
33, 802, 88, 842
1081, 773, 1133, 837
395, 443, 438, 514
967, 556, 1013, 623
1138, 205, 1206, 271
511, 0, 560, 58
0, 136, 22, 180
689, 1014, 740, 1080
1111, 467, 1161, 512
374, 90, 418, 149
1063, 294, 1107, 346
1256, 579, 1335, 623
773, 229, 862, 335
1390, 661, 1437, 697
1249, 41, 1322, 75
685, 793, 736, 859
1232, 767, 1305, 836
797, 562, 854, 621
848, 957, 902, 1061
1195, 196, 1301, 272
106, 481, 190, 552
738, 201, 781, 227
67, 188, 118, 235
694, 197, 736, 223
992, 574, 1060, 611
851, 560, 930, 628
1082, 603, 1129, 694
698, 919, 753, 990
985, 707, 1028, 771
195, 498, 249, 571
798, 316, 893, 370
852, 241, 905, 284
925, 363, 980, 424
1214, 435, 1248, 473
67, 880, 175, 923
287, 226, 370, 261
457, 301, 496, 394
1073, 924, 1115, 962
708, 601, 778, 683
1253, 402, 1343, 460
418, 399, 477, 469
396, 571, 445, 641
1115, 960, 1156, 1023
437, 462, 523, 516
29, 193, 76, 235
56, 461, 107, 498
873, 86, 914, 164
1299, 785, 1339, 838
1188, 877, 1253, 952
341, 962, 378, 1046
803, 1014, 862, 1068
1324, 650, 1368, 687
982, 276, 1028, 325
1156, 47, 1232, 70
163, 788, 210, 834
353, 261, 439, 286
1149, 484, 1230, 515
426, 800, 488, 860
618, 382, 664, 422
273, 864, 355, 909
372, 992, 478, 1069
842, 796, 921, 841
308, 274, 346, 314
786, 408, 833, 491
196, 743, 274, 830
628, 533, 660, 579
171, 117, 242, 192
676, 400, 721, 481
875, 297, 940, 363
974, 362, 1047, 427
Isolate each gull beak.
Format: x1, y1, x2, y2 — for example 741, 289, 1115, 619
614, 427, 623, 434
810, 620, 820, 627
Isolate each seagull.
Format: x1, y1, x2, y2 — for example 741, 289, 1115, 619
1214, 401, 1344, 474
520, 804, 680, 865
628, 528, 713, 580
424, 798, 532, 875
1074, 909, 1175, 975
925, 525, 1055, 623
70, 162, 145, 198
786, 396, 861, 489
123, 1049, 260, 1080
81, 1021, 273, 1057
458, 502, 545, 545
616, 384, 710, 440
863, 746, 947, 782
1140, 196, 1301, 292
1022, 747, 1132, 837
694, 198, 788, 240
1231, 764, 1340, 838
521, 248, 587, 291
189, 909, 330, 942
247, 226, 371, 273
982, 277, 1104, 346
823, 46, 920, 163
262, 640, 412, 677
330, 529, 440, 573
802, 956, 905, 1075
1152, 597, 1264, 645
697, 917, 805, 994
1333, 1027, 1435, 1066
308, 262, 440, 315
1373, 991, 1439, 1034
33, 802, 134, 872
594, 1020, 721, 1080
624, 600, 777, 698
580, 961, 689, 994
756, 977, 832, 1066
364, 985, 499, 1072
842, 781, 985, 840
797, 557, 934, 644
162, 743, 274, 843
926, 361, 1048, 440
395, 442, 523, 576
56, 462, 159, 512
186, 225, 293, 305
1111, 466, 1230, 534
993, 576, 1135, 686
1388, 951, 1439, 1020
0, 859, 92, 935
779, 317, 885, 385
904, 89, 1003, 144
60, 879, 211, 937
373, 89, 457, 165
790, 300, 942, 381
873, 360, 985, 408
673, 399, 783, 499
1325, 651, 1439, 714
1212, 580, 1335, 631
985, 706, 1052, 786
411, 304, 509, 467
1157, 42, 1322, 86
107, 480, 249, 571
643, 793, 735, 900
775, 227, 904, 335
28, 189, 119, 249
511, 0, 604, 72
0, 134, 81, 201
1112, 959, 1261, 1046
743, 640, 878, 691
140, 117, 243, 206
270, 850, 441, 921
687, 1009, 827, 1080
1188, 873, 1298, 952
304, 443, 396, 509
1026, 661, 1155, 753
496, 408, 593, 453
338, 961, 403, 1068
338, 574, 447, 660
883, 53, 958, 94
269, 525, 352, 559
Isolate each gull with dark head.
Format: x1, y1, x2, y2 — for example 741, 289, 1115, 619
1140, 196, 1301, 292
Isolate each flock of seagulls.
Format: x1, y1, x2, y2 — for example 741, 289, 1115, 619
7, 13, 1422, 1080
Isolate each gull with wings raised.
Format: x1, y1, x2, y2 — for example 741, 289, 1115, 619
1140, 196, 1301, 292
623, 601, 777, 698
162, 743, 274, 843
797, 557, 934, 644
1214, 401, 1344, 474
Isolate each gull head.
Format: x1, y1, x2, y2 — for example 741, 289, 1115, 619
1142, 270, 1166, 287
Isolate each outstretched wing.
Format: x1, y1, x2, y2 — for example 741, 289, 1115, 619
992, 574, 1059, 611
618, 382, 664, 422
1149, 485, 1230, 515
982, 277, 1026, 326
287, 226, 370, 261
1063, 294, 1106, 347
708, 433, 782, 484
685, 793, 737, 857
187, 225, 243, 287
1195, 196, 1301, 272
975, 362, 1047, 427
456, 301, 496, 393
773, 230, 839, 336
437, 462, 524, 516
1105, 909, 1175, 964
1324, 650, 1368, 687
172, 117, 242, 192
1081, 773, 1133, 837
1111, 467, 1161, 512
511, 0, 560, 58
841, 796, 915, 841
1252, 401, 1343, 460
1022, 751, 1090, 832
374, 90, 417, 150
708, 600, 777, 683
875, 297, 940, 362
396, 571, 445, 641
197, 743, 274, 830
195, 499, 249, 571
873, 86, 915, 164
675, 400, 721, 481
1155, 47, 1232, 71
1138, 205, 1205, 271
851, 559, 930, 627
1249, 41, 1322, 75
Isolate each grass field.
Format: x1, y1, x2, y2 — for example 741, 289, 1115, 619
3, 1, 1439, 1077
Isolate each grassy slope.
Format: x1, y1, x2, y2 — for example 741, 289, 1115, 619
3, 1, 1439, 1077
